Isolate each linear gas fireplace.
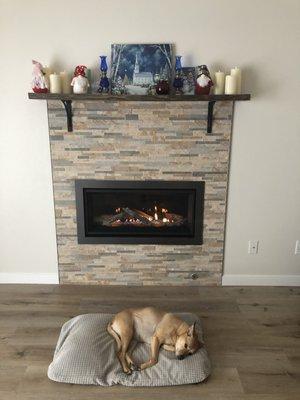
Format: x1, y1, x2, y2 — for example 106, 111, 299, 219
75, 180, 205, 245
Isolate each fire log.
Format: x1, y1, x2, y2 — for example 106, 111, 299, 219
122, 207, 152, 225
95, 211, 126, 226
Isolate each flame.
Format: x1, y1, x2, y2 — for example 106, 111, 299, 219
113, 203, 172, 225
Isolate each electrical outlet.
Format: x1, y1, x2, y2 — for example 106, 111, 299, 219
248, 240, 259, 254
295, 240, 300, 255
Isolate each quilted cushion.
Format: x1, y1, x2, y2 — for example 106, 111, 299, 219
48, 313, 211, 387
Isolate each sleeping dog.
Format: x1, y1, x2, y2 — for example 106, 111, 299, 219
107, 307, 202, 373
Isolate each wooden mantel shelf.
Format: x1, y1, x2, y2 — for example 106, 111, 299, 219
28, 92, 251, 133
28, 92, 250, 101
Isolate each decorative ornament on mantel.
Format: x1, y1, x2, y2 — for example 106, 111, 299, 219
98, 56, 110, 93
195, 65, 213, 95
71, 65, 90, 94
156, 79, 170, 95
31, 60, 49, 93
173, 55, 184, 94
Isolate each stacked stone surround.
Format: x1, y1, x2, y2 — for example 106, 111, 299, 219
47, 100, 233, 285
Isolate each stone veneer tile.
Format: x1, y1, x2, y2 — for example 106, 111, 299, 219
47, 100, 233, 286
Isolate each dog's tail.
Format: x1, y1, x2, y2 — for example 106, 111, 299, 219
107, 322, 122, 352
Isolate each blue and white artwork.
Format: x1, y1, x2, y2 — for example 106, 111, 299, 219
111, 44, 173, 95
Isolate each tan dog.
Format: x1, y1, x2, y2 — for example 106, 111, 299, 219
107, 307, 202, 373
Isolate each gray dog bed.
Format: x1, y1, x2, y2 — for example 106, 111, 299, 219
48, 313, 211, 387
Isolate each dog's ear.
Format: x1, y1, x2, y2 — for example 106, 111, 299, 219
187, 322, 196, 337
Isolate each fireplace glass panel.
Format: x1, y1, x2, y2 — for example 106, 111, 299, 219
75, 180, 204, 245
84, 189, 195, 237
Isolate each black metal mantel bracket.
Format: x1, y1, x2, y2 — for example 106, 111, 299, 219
61, 100, 73, 132
207, 101, 216, 134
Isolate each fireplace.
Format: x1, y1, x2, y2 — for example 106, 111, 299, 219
75, 180, 205, 245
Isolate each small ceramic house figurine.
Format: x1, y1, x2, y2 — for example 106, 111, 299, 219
31, 60, 49, 93
195, 65, 213, 95
71, 65, 90, 94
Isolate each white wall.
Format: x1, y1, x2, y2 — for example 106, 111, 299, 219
0, 0, 299, 284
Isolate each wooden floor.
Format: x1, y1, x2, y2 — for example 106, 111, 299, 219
0, 285, 299, 400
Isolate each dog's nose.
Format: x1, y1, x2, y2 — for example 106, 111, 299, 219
177, 355, 185, 360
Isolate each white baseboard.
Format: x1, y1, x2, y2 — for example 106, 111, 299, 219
222, 274, 300, 286
0, 273, 59, 284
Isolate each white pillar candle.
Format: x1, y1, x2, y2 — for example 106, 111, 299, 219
230, 67, 242, 93
43, 66, 52, 89
225, 75, 237, 94
86, 69, 92, 93
49, 73, 62, 94
214, 71, 225, 94
60, 71, 72, 94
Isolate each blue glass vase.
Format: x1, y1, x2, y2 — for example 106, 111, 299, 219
175, 56, 182, 71
98, 55, 109, 93
100, 56, 108, 72
173, 55, 183, 94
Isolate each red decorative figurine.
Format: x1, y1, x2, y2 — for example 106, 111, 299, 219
195, 65, 213, 95
71, 65, 90, 94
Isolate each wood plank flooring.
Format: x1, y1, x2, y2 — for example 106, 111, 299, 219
0, 285, 299, 399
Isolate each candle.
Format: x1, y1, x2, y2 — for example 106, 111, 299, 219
60, 71, 71, 94
49, 73, 62, 94
86, 69, 92, 93
230, 67, 242, 93
225, 75, 237, 94
43, 66, 52, 89
214, 71, 225, 94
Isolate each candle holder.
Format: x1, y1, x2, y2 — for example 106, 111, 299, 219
98, 56, 110, 93
173, 56, 183, 95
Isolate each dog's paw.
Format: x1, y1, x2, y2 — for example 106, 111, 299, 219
130, 363, 139, 371
123, 369, 132, 375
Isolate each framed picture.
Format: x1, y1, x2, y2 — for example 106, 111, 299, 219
181, 67, 196, 95
110, 44, 173, 95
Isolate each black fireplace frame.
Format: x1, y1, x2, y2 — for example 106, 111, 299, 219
75, 180, 204, 245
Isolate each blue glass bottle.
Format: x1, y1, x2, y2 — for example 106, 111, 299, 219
173, 55, 183, 94
98, 56, 110, 93
175, 56, 182, 71
100, 56, 108, 72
